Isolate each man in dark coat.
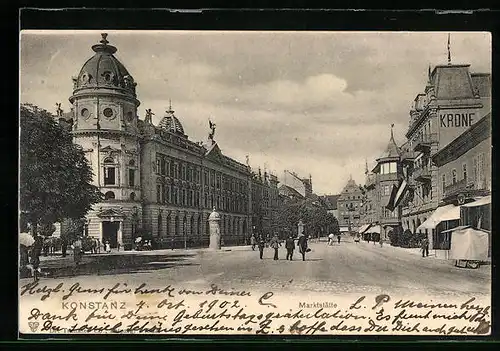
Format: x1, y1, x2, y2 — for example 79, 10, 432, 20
297, 233, 308, 261
258, 236, 265, 259
285, 235, 295, 260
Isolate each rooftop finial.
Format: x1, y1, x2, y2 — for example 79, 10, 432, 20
447, 33, 451, 65
427, 64, 431, 82
100, 33, 109, 45
365, 158, 368, 174
167, 99, 174, 114
390, 123, 395, 139
92, 32, 117, 54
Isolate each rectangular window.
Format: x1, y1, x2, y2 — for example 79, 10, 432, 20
452, 169, 457, 184
384, 185, 391, 196
156, 158, 161, 174
463, 163, 467, 182
104, 167, 116, 185
156, 184, 161, 203
128, 169, 135, 187
165, 185, 170, 204
480, 153, 486, 184
442, 174, 446, 194
160, 158, 166, 175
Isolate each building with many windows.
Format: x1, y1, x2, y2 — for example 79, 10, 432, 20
429, 112, 491, 251
359, 127, 403, 242
400, 64, 491, 249
64, 34, 279, 250
336, 177, 363, 232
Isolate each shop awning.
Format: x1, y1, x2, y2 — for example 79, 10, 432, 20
417, 204, 460, 231
462, 195, 491, 208
366, 225, 381, 234
358, 224, 372, 234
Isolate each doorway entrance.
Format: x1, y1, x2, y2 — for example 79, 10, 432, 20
102, 221, 120, 248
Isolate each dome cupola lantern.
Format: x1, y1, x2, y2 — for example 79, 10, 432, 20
69, 33, 139, 105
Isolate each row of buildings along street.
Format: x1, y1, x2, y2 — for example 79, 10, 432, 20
318, 61, 491, 261
20, 32, 491, 270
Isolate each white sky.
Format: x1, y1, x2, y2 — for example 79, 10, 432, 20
20, 30, 491, 195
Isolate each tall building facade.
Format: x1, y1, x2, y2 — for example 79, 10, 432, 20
360, 128, 403, 241
336, 177, 363, 232
431, 113, 491, 249
400, 64, 491, 249
66, 34, 279, 250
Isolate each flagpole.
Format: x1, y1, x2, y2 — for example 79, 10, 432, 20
447, 33, 451, 65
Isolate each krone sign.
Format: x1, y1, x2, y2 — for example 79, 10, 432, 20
439, 111, 476, 128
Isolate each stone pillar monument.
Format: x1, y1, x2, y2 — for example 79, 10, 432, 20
297, 220, 305, 237
208, 208, 221, 250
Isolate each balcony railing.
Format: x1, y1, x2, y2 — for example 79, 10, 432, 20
413, 133, 438, 153
413, 166, 432, 183
443, 178, 470, 198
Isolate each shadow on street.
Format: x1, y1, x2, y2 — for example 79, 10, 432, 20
39, 253, 198, 279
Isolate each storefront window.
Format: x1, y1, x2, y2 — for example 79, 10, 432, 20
452, 169, 457, 184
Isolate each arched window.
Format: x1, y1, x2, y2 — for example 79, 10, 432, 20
129, 159, 135, 167
452, 169, 457, 184
103, 157, 116, 185
104, 191, 115, 200
130, 192, 136, 201
197, 216, 201, 236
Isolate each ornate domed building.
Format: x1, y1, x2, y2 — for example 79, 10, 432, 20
67, 34, 279, 250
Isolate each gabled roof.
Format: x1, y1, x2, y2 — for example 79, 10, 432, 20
279, 184, 305, 199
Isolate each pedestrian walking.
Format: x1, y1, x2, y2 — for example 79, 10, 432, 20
297, 233, 308, 261
73, 237, 83, 265
105, 240, 111, 253
337, 234, 341, 244
421, 237, 429, 257
328, 233, 334, 246
285, 235, 295, 260
250, 235, 256, 251
29, 236, 43, 282
270, 234, 281, 260
258, 236, 265, 259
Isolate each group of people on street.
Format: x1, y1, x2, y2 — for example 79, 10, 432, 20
327, 234, 342, 246
251, 233, 310, 261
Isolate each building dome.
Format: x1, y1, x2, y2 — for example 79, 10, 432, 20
71, 33, 137, 97
208, 208, 221, 221
158, 106, 185, 135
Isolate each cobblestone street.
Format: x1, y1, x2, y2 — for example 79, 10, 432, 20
20, 237, 491, 300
